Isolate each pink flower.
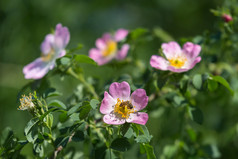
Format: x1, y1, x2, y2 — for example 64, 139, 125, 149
222, 14, 233, 23
23, 23, 70, 79
150, 41, 201, 73
100, 81, 149, 125
89, 29, 130, 65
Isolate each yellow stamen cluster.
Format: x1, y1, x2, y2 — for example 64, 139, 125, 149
18, 93, 34, 110
168, 56, 187, 68
41, 49, 55, 62
102, 40, 117, 57
114, 98, 136, 119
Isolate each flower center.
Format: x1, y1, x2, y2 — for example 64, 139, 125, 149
114, 98, 136, 119
168, 56, 187, 68
41, 49, 55, 62
18, 94, 34, 110
102, 40, 117, 57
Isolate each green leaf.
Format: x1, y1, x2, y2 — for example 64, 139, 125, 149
134, 125, 153, 143
129, 28, 148, 40
59, 111, 69, 123
120, 123, 131, 136
48, 100, 66, 109
74, 54, 97, 65
79, 104, 91, 120
72, 130, 84, 142
90, 99, 100, 109
153, 27, 174, 42
188, 106, 203, 125
67, 103, 81, 116
110, 137, 131, 152
209, 75, 234, 95
141, 143, 157, 159
60, 57, 71, 65
24, 118, 39, 136
207, 79, 218, 91
193, 74, 202, 90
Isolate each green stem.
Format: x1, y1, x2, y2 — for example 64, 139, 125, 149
67, 68, 99, 99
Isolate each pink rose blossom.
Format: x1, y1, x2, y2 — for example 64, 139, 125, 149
222, 14, 233, 23
23, 23, 70, 79
150, 41, 201, 73
89, 29, 130, 65
100, 81, 149, 125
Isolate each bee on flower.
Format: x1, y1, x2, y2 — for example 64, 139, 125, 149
150, 41, 201, 72
23, 23, 70, 79
89, 29, 130, 65
100, 81, 149, 125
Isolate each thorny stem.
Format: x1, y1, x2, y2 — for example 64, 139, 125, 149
67, 68, 99, 100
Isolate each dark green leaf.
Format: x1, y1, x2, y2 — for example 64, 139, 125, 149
188, 106, 203, 125
110, 137, 131, 152
59, 111, 69, 123
79, 104, 91, 120
24, 118, 39, 136
120, 123, 131, 136
209, 75, 234, 95
72, 130, 84, 142
74, 54, 97, 65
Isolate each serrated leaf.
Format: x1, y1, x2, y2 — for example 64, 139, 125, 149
193, 74, 202, 90
110, 137, 131, 152
67, 103, 81, 116
48, 100, 66, 109
209, 75, 234, 95
74, 54, 97, 65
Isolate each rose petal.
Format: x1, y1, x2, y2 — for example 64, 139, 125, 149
114, 29, 128, 42
162, 41, 182, 59
188, 56, 201, 69
182, 42, 201, 59
89, 48, 109, 65
96, 38, 106, 50
150, 55, 169, 70
131, 89, 148, 111
126, 112, 148, 125
103, 114, 126, 125
116, 44, 130, 60
54, 23, 70, 50
167, 66, 190, 73
40, 34, 54, 54
100, 92, 117, 114
109, 81, 131, 101
59, 50, 66, 58
23, 58, 53, 79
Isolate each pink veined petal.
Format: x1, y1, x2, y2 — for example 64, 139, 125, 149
23, 58, 53, 79
96, 38, 107, 50
188, 56, 201, 69
109, 81, 131, 101
100, 91, 117, 114
54, 23, 70, 50
131, 89, 148, 111
103, 114, 126, 125
182, 42, 201, 59
150, 55, 169, 70
116, 44, 130, 60
167, 66, 190, 73
126, 112, 148, 125
89, 48, 110, 65
40, 34, 54, 54
162, 41, 182, 59
101, 33, 111, 42
114, 29, 129, 42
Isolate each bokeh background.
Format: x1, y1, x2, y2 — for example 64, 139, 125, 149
2, 0, 238, 158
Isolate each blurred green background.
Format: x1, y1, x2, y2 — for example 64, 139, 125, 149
3, 0, 238, 158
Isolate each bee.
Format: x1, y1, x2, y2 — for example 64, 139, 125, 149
120, 101, 133, 109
